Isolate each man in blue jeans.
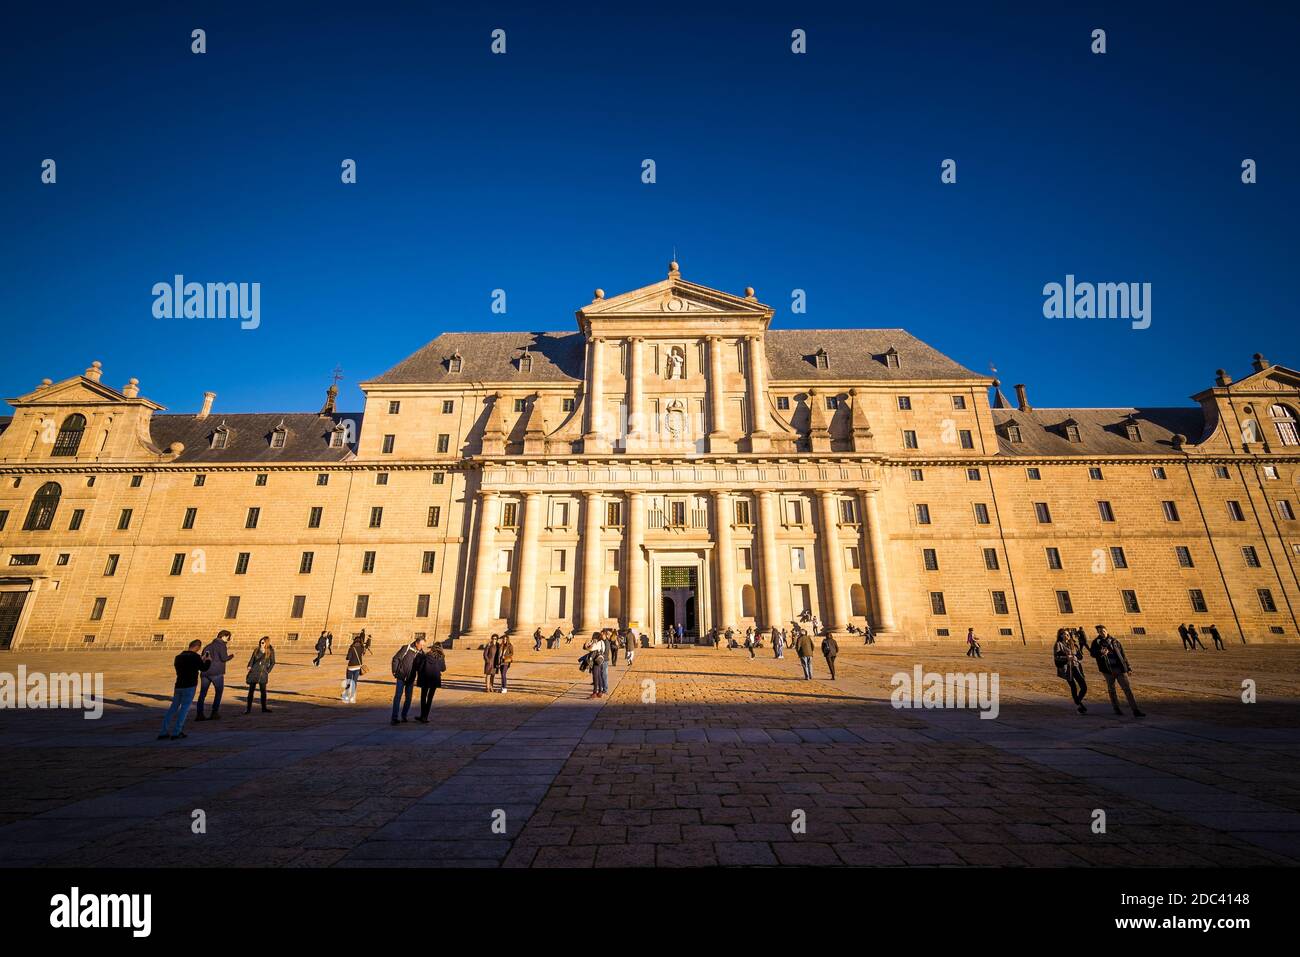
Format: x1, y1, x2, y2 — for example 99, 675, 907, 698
159, 639, 210, 740
390, 636, 425, 725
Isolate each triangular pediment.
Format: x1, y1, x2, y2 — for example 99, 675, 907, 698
579, 275, 771, 319
6, 375, 162, 410
1229, 365, 1300, 394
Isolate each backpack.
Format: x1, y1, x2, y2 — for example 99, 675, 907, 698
391, 647, 409, 680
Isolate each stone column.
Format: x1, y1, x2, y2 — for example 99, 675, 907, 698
707, 336, 727, 451
747, 335, 771, 451
712, 489, 737, 628
583, 336, 606, 451
816, 489, 848, 630
860, 487, 896, 632
627, 337, 645, 443
579, 490, 604, 633
468, 490, 500, 634
512, 490, 543, 634
756, 489, 783, 630
625, 490, 646, 630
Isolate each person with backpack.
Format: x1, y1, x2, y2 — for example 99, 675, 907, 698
498, 635, 515, 694
195, 629, 234, 721
244, 637, 276, 714
1177, 623, 1192, 650
1052, 627, 1088, 714
821, 631, 839, 680
1187, 623, 1206, 650
965, 627, 982, 658
414, 641, 446, 721
794, 628, 815, 680
312, 630, 329, 667
1089, 626, 1145, 718
608, 629, 620, 668
583, 632, 608, 698
391, 635, 425, 724
342, 633, 367, 703
482, 635, 502, 693
158, 639, 211, 740
1208, 623, 1225, 650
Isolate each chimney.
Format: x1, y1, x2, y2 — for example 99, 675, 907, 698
1014, 383, 1032, 412
197, 391, 216, 419
1252, 352, 1270, 372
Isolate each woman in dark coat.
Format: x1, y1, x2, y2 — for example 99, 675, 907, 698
245, 636, 276, 713
483, 635, 501, 693
1053, 627, 1087, 714
415, 642, 446, 722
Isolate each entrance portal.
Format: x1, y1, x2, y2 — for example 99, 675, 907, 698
660, 566, 699, 641
0, 592, 28, 650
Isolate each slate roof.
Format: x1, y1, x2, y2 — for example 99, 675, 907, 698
148, 413, 362, 464
991, 407, 1209, 456
371, 327, 984, 385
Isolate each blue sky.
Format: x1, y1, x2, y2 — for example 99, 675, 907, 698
2, 1, 1296, 416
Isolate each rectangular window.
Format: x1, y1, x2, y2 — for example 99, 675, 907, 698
355, 595, 369, 618
669, 500, 686, 527
930, 592, 947, 615
973, 503, 990, 525
552, 549, 566, 572
8, 554, 39, 567
117, 508, 133, 530
991, 591, 1009, 615
497, 549, 513, 573
845, 546, 860, 569
245, 507, 260, 529
897, 396, 912, 410
0, 510, 7, 532
255, 473, 268, 487
785, 499, 804, 526
437, 434, 450, 453
433, 473, 446, 485
606, 501, 623, 526
1152, 466, 1167, 480
839, 498, 857, 523
369, 506, 383, 528
1046, 547, 1063, 570
1258, 588, 1278, 613
130, 474, 143, 488
388, 400, 401, 414
442, 400, 454, 414
194, 474, 206, 487
555, 500, 572, 527
308, 506, 323, 528
922, 548, 939, 571
183, 507, 197, 529
1227, 500, 1245, 522
1110, 546, 1128, 569
734, 499, 751, 525
159, 596, 174, 620
90, 597, 107, 621
902, 430, 918, 449
416, 594, 430, 617
1242, 546, 1260, 567
739, 546, 753, 570
235, 552, 250, 575
966, 468, 981, 481
103, 554, 120, 576
983, 547, 999, 570
317, 473, 329, 486
958, 429, 974, 449
1026, 467, 1041, 480
790, 547, 806, 572
1056, 590, 1073, 614
910, 468, 924, 482
915, 504, 931, 525
170, 553, 185, 576
952, 395, 967, 410
1215, 466, 1230, 479
66, 508, 84, 531
1034, 502, 1052, 524
1097, 501, 1115, 522
1162, 500, 1180, 522
427, 506, 441, 528
501, 502, 518, 528
562, 397, 575, 413
375, 473, 389, 486
422, 551, 436, 574
56, 553, 70, 566
362, 551, 376, 574
1175, 546, 1194, 568
1121, 589, 1141, 613
381, 434, 395, 454
1279, 500, 1296, 521
225, 596, 240, 619
1089, 467, 1104, 481
1189, 589, 1208, 613
300, 551, 314, 574
606, 548, 620, 572
776, 396, 790, 411
291, 595, 306, 619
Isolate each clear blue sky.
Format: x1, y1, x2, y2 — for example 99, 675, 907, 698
2, 1, 1296, 417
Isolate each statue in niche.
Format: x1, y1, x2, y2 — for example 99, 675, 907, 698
666, 348, 685, 380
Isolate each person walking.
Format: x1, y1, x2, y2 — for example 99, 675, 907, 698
1073, 626, 1089, 652
195, 629, 234, 721
390, 635, 424, 724
965, 627, 982, 658
324, 630, 334, 656
1052, 627, 1088, 714
583, 632, 608, 699
482, 635, 502, 693
1177, 623, 1192, 651
550, 627, 564, 650
498, 635, 514, 693
1187, 624, 1206, 650
1090, 626, 1145, 718
609, 630, 620, 668
674, 622, 684, 646
533, 627, 544, 652
158, 639, 211, 740
312, 630, 329, 666
1208, 623, 1225, 650
743, 629, 756, 659
414, 641, 446, 721
862, 622, 874, 645
773, 627, 785, 659
243, 637, 276, 714
625, 631, 637, 666
342, 633, 366, 703
794, 629, 815, 680
821, 631, 839, 680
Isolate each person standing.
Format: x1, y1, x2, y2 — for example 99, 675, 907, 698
821, 631, 839, 680
158, 639, 211, 740
1090, 626, 1145, 718
312, 630, 329, 667
498, 635, 514, 693
609, 630, 620, 668
195, 629, 233, 721
533, 627, 544, 652
342, 633, 366, 703
965, 628, 982, 658
743, 629, 756, 659
1208, 624, 1225, 650
482, 635, 502, 693
415, 641, 446, 721
675, 622, 685, 647
1053, 627, 1088, 714
1073, 626, 1089, 653
584, 632, 608, 699
1187, 624, 1206, 650
862, 622, 874, 646
324, 630, 334, 656
773, 627, 785, 659
794, 629, 815, 680
390, 635, 424, 724
243, 637, 276, 715
625, 631, 637, 666
1177, 623, 1192, 651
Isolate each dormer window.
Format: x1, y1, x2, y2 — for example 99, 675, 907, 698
270, 425, 288, 449
447, 353, 463, 374
882, 347, 901, 369
1125, 423, 1142, 442
51, 414, 87, 457
814, 349, 829, 370
211, 425, 230, 450
518, 351, 533, 373
1003, 421, 1022, 443
1065, 424, 1081, 443
329, 426, 347, 449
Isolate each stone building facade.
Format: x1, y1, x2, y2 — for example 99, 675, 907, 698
1, 263, 1298, 650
